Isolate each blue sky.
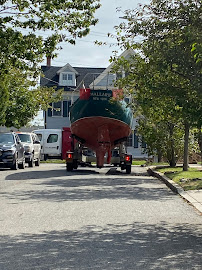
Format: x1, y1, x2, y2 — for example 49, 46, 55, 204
41, 0, 149, 68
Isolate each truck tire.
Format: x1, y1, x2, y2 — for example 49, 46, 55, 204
35, 158, 40, 166
18, 158, 25, 169
126, 165, 131, 174
66, 163, 73, 171
28, 157, 34, 167
11, 160, 18, 170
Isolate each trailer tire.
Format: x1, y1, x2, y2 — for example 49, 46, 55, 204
121, 164, 125, 170
113, 163, 118, 167
66, 163, 73, 171
73, 160, 78, 169
126, 165, 131, 174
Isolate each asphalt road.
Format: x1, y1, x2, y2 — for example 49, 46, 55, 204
0, 164, 201, 270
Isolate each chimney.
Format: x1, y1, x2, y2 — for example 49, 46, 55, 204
47, 56, 51, 66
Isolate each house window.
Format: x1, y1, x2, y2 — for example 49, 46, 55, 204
63, 74, 67, 80
61, 73, 74, 86
53, 101, 62, 116
141, 139, 147, 148
134, 131, 139, 148
116, 70, 125, 80
126, 134, 133, 147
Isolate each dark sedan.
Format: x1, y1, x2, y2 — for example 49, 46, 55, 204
0, 132, 25, 170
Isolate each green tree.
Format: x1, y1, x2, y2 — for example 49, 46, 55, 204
0, 0, 101, 73
0, 75, 9, 125
137, 117, 185, 166
0, 68, 62, 128
0, 0, 101, 127
112, 0, 202, 170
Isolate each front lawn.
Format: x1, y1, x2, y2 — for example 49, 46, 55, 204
132, 160, 146, 166
156, 167, 202, 191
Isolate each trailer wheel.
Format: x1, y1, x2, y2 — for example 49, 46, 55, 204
73, 160, 78, 169
121, 164, 125, 170
66, 163, 73, 171
113, 163, 118, 167
126, 165, 131, 174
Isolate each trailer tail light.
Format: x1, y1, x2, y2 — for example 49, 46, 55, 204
125, 154, 132, 163
67, 153, 73, 159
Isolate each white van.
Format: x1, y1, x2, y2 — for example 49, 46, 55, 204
33, 129, 62, 160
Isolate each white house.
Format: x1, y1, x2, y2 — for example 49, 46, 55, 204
40, 50, 148, 159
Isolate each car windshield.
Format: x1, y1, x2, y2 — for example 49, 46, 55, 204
18, 134, 32, 143
0, 134, 14, 144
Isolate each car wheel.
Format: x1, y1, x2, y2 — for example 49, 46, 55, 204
35, 158, 40, 166
19, 158, 25, 169
28, 156, 34, 167
11, 159, 18, 170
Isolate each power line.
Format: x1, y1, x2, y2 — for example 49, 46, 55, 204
14, 27, 115, 38
50, 59, 107, 67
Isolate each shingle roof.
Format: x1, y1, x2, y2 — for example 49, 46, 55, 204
40, 65, 105, 90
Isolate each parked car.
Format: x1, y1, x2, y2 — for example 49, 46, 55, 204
17, 132, 41, 167
0, 132, 25, 170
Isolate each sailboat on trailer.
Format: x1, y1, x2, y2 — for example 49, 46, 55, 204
69, 88, 133, 168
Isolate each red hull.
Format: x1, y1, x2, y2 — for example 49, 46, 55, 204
71, 116, 131, 167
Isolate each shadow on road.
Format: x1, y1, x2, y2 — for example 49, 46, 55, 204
5, 165, 147, 181
1, 164, 174, 203
2, 177, 173, 203
5, 167, 100, 181
0, 222, 201, 270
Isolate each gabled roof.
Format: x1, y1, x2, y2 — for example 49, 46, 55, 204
40, 65, 105, 90
56, 63, 79, 75
89, 48, 135, 89
40, 49, 134, 91
74, 67, 106, 89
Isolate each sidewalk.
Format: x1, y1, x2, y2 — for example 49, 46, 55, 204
148, 166, 202, 214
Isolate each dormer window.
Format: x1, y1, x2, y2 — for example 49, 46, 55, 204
62, 74, 68, 81
57, 63, 78, 87
60, 72, 74, 86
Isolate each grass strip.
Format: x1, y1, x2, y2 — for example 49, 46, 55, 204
156, 167, 202, 191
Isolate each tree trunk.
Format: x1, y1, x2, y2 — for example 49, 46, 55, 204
157, 150, 162, 163
183, 121, 190, 171
168, 123, 176, 167
198, 127, 202, 165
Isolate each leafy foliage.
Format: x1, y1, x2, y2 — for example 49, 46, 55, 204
0, 69, 62, 128
112, 0, 202, 169
0, 0, 101, 73
0, 0, 101, 127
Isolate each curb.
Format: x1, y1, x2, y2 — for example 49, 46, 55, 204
147, 167, 202, 214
